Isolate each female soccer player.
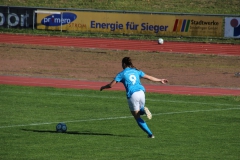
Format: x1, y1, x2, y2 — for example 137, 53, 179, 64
100, 57, 168, 138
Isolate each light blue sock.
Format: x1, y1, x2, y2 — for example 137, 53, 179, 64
140, 107, 145, 115
136, 118, 152, 136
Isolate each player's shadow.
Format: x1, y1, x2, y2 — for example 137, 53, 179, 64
21, 129, 132, 137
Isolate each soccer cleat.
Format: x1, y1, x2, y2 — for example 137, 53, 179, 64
144, 107, 152, 119
148, 135, 155, 138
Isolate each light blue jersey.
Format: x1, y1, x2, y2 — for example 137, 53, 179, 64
114, 67, 145, 98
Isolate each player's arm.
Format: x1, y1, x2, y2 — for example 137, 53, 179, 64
143, 74, 168, 84
100, 80, 117, 91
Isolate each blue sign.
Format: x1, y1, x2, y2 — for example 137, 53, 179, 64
41, 12, 77, 26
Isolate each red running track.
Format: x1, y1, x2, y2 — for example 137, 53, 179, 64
0, 76, 240, 96
0, 33, 240, 56
0, 33, 240, 96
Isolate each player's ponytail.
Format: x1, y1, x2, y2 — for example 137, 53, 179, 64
122, 57, 138, 70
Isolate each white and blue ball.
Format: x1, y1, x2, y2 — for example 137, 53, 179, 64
56, 123, 67, 133
158, 38, 164, 45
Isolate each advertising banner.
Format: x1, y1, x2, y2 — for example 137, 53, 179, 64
36, 10, 223, 37
0, 6, 34, 28
224, 17, 240, 38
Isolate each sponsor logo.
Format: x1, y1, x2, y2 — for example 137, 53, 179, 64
230, 18, 240, 37
41, 12, 77, 26
173, 19, 219, 32
0, 12, 29, 27
191, 20, 219, 25
173, 19, 190, 32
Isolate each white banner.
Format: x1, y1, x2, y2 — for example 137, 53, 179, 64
224, 17, 240, 38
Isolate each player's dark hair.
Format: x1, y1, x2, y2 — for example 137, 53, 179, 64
122, 57, 138, 70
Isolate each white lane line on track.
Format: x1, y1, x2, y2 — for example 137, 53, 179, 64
0, 107, 239, 129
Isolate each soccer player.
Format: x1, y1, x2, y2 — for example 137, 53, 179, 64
100, 57, 168, 138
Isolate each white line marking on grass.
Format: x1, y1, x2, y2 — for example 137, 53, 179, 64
0, 107, 239, 129
147, 99, 240, 107
1, 90, 240, 107
153, 107, 240, 116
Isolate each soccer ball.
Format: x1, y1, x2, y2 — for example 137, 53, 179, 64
56, 123, 67, 133
158, 38, 164, 45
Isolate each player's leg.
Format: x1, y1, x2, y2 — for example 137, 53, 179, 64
139, 92, 152, 119
130, 110, 154, 137
140, 106, 152, 119
144, 107, 152, 119
139, 106, 145, 115
128, 91, 154, 138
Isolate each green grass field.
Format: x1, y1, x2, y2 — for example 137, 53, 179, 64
1, 0, 239, 14
0, 84, 239, 159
